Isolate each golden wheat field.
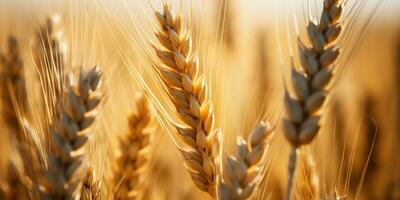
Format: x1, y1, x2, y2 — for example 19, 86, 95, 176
0, 0, 399, 199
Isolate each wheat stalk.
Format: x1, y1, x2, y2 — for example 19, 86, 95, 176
151, 3, 221, 196
282, 0, 343, 199
81, 168, 102, 200
218, 122, 273, 200
40, 66, 102, 199
114, 93, 152, 200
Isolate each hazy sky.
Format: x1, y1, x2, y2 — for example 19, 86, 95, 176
235, 0, 400, 24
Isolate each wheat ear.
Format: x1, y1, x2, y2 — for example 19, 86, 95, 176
40, 66, 102, 199
152, 3, 221, 196
114, 93, 152, 200
81, 168, 102, 200
0, 36, 27, 137
218, 122, 273, 200
282, 0, 343, 199
0, 36, 38, 200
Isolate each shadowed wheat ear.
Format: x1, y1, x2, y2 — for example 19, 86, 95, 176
33, 15, 66, 118
81, 168, 102, 200
40, 66, 102, 199
218, 122, 274, 200
282, 0, 343, 199
114, 93, 153, 200
152, 3, 221, 196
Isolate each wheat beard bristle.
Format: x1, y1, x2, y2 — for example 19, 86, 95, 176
218, 122, 273, 200
282, 0, 343, 199
114, 94, 152, 200
152, 3, 221, 196
34, 15, 66, 117
40, 66, 102, 199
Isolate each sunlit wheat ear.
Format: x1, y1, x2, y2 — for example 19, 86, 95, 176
282, 0, 343, 199
114, 93, 153, 200
151, 3, 221, 196
218, 122, 274, 200
81, 168, 102, 200
33, 15, 67, 118
40, 66, 102, 199
293, 152, 320, 200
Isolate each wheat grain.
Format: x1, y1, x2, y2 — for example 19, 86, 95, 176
40, 66, 102, 199
114, 93, 152, 200
282, 0, 343, 199
152, 3, 221, 196
218, 122, 273, 200
81, 168, 102, 200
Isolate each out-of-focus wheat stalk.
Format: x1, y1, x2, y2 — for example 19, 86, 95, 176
114, 93, 153, 200
39, 66, 102, 199
81, 168, 102, 200
282, 0, 343, 199
218, 122, 273, 200
0, 36, 27, 138
152, 2, 221, 196
0, 36, 36, 200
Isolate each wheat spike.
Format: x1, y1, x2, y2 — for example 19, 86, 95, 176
0, 36, 27, 138
218, 122, 273, 200
114, 93, 153, 200
152, 3, 221, 196
282, 0, 343, 199
40, 66, 102, 199
0, 36, 37, 200
81, 168, 102, 200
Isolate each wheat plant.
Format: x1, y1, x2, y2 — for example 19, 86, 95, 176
151, 2, 221, 196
